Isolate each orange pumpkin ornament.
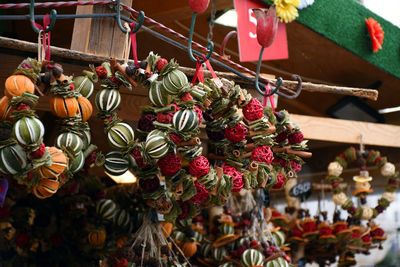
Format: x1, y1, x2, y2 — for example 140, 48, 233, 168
160, 221, 173, 238
33, 178, 59, 199
0, 96, 14, 121
77, 96, 93, 122
38, 147, 68, 178
88, 228, 107, 246
50, 96, 79, 118
181, 241, 198, 258
4, 75, 35, 98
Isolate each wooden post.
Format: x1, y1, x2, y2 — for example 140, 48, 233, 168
70, 0, 133, 58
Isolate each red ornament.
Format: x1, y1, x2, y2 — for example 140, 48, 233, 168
275, 131, 288, 143
348, 206, 357, 215
138, 114, 156, 132
250, 240, 259, 247
362, 233, 371, 243
189, 180, 209, 204
251, 145, 273, 164
243, 98, 264, 121
156, 58, 168, 72
188, 0, 209, 13
225, 123, 248, 143
352, 231, 360, 239
189, 156, 210, 178
16, 103, 31, 111
139, 176, 160, 192
273, 157, 288, 168
332, 182, 340, 188
95, 66, 107, 79
319, 227, 333, 236
371, 227, 385, 237
288, 131, 304, 144
110, 76, 122, 86
333, 224, 348, 234
366, 17, 384, 53
223, 164, 244, 192
302, 221, 317, 233
158, 154, 181, 177
292, 226, 303, 237
157, 113, 173, 124
69, 83, 75, 91
169, 133, 182, 144
290, 161, 302, 173
177, 201, 189, 220
16, 233, 30, 248
272, 173, 285, 189
113, 258, 128, 267
30, 143, 45, 158
181, 92, 193, 102
194, 105, 203, 125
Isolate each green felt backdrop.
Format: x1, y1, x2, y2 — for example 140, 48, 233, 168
260, 0, 400, 79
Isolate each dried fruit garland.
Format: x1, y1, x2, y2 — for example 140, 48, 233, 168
0, 58, 95, 199
94, 52, 310, 224
326, 147, 398, 220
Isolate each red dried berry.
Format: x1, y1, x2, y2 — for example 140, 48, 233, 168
158, 154, 181, 177
157, 113, 173, 124
288, 131, 304, 144
30, 143, 45, 159
251, 145, 273, 164
272, 173, 285, 190
189, 181, 209, 204
181, 92, 193, 102
243, 98, 264, 121
275, 131, 288, 143
95, 66, 107, 79
194, 105, 203, 125
156, 58, 168, 72
225, 123, 248, 143
138, 114, 156, 132
223, 164, 244, 192
291, 160, 302, 173
169, 133, 182, 144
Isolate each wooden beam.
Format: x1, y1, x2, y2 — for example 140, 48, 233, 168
0, 37, 378, 100
291, 114, 400, 147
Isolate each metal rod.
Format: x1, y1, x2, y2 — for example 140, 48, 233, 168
0, 13, 117, 20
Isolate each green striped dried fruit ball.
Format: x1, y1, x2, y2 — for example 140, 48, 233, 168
145, 130, 170, 159
73, 75, 94, 98
0, 143, 27, 174
107, 122, 134, 149
69, 151, 85, 173
113, 209, 131, 229
13, 117, 45, 146
219, 223, 235, 236
80, 129, 91, 150
55, 132, 83, 155
272, 230, 286, 247
95, 88, 121, 113
149, 81, 170, 107
264, 257, 289, 267
104, 151, 129, 176
212, 247, 228, 262
172, 108, 199, 132
241, 248, 264, 267
96, 199, 117, 221
162, 69, 188, 95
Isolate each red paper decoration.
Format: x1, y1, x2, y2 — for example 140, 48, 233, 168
365, 17, 384, 53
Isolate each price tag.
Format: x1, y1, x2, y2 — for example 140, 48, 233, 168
289, 181, 312, 201
234, 0, 288, 62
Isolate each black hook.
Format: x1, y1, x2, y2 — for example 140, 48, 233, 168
30, 0, 57, 33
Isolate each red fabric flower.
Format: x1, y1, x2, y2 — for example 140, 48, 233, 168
352, 231, 360, 239
290, 161, 302, 173
169, 133, 182, 144
138, 114, 156, 132
362, 234, 371, 243
223, 164, 244, 192
243, 98, 264, 121
156, 58, 168, 72
374, 156, 382, 165
139, 176, 160, 192
157, 113, 173, 124
292, 226, 303, 237
181, 92, 193, 102
189, 156, 210, 178
158, 154, 181, 177
189, 181, 209, 204
69, 83, 75, 91
251, 145, 273, 164
194, 105, 203, 125
303, 221, 317, 233
371, 228, 385, 237
177, 201, 189, 220
272, 210, 282, 217
30, 143, 45, 159
273, 157, 288, 168
288, 131, 304, 144
130, 148, 145, 169
95, 66, 107, 79
319, 228, 333, 236
272, 173, 285, 190
332, 182, 340, 188
366, 17, 384, 53
206, 129, 225, 141
16, 233, 30, 248
225, 123, 248, 143
333, 224, 348, 234
16, 103, 31, 111
275, 131, 288, 143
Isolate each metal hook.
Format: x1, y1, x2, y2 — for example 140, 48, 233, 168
188, 12, 213, 63
255, 47, 282, 96
115, 0, 144, 33
30, 0, 57, 33
220, 30, 237, 59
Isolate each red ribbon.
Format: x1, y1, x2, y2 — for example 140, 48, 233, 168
263, 83, 275, 112
202, 55, 218, 79
192, 58, 204, 85
130, 23, 139, 68
32, 14, 51, 60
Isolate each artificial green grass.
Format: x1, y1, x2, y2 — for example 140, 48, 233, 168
260, 0, 400, 79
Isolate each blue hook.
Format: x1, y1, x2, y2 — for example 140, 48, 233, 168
30, 0, 57, 33
188, 12, 213, 63
255, 46, 282, 97
116, 0, 144, 33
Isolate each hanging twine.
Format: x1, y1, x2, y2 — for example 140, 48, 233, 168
122, 23, 132, 65
37, 30, 45, 63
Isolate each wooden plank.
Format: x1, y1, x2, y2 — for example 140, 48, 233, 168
291, 114, 400, 147
70, 1, 93, 52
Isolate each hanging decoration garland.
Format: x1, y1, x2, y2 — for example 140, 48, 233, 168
326, 147, 398, 220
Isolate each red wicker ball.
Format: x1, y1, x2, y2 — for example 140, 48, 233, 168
169, 133, 182, 144
251, 145, 273, 164
225, 123, 248, 143
288, 131, 304, 144
177, 200, 189, 220
189, 156, 210, 178
275, 131, 288, 143
273, 157, 288, 168
291, 161, 302, 173
158, 154, 181, 177
272, 173, 285, 190
189, 181, 209, 204
194, 105, 203, 125
223, 164, 244, 192
157, 113, 173, 124
243, 98, 264, 121
138, 114, 156, 132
